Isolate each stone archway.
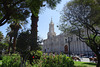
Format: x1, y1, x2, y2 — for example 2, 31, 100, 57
64, 45, 68, 53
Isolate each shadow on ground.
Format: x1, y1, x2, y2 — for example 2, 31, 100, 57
83, 62, 96, 66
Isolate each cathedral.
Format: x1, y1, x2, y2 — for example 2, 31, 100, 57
42, 19, 94, 55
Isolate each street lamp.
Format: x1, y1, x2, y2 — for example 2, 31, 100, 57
67, 37, 72, 57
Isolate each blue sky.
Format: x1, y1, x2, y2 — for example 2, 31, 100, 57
0, 0, 70, 39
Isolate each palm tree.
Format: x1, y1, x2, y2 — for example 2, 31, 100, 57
7, 31, 13, 54
7, 21, 22, 53
10, 22, 22, 53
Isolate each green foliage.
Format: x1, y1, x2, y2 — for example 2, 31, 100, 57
0, 55, 2, 60
35, 50, 43, 59
0, 31, 3, 41
59, 1, 100, 66
86, 35, 100, 45
28, 50, 43, 65
0, 0, 30, 26
0, 42, 9, 49
45, 0, 61, 9
16, 30, 43, 52
36, 53, 74, 67
95, 36, 100, 45
2, 54, 21, 67
59, 0, 100, 54
26, 0, 41, 17
86, 35, 100, 51
16, 30, 31, 52
0, 0, 61, 26
16, 30, 42, 65
59, 0, 100, 33
26, 0, 61, 17
0, 60, 2, 66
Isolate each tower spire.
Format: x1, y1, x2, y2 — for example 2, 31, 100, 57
48, 18, 56, 39
50, 17, 53, 24
51, 17, 52, 22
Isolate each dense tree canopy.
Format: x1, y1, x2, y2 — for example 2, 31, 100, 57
16, 30, 42, 52
0, 0, 61, 64
59, 0, 100, 67
0, 0, 30, 26
0, 0, 61, 51
16, 30, 43, 65
0, 0, 61, 26
0, 32, 8, 51
16, 30, 31, 52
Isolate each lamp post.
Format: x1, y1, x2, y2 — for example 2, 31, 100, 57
68, 37, 72, 57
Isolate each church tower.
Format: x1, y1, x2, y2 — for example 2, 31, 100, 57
48, 18, 56, 39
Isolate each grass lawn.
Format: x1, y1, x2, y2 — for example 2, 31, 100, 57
0, 60, 2, 67
74, 61, 96, 67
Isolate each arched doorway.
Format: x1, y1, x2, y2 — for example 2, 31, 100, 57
64, 45, 68, 53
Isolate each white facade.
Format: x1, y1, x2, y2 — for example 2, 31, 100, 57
43, 19, 93, 55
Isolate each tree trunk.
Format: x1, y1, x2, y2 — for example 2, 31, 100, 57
8, 36, 12, 54
13, 36, 16, 53
31, 14, 38, 51
97, 55, 100, 67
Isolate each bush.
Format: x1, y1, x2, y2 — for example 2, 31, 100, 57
35, 50, 43, 59
28, 50, 43, 65
35, 53, 74, 67
30, 50, 43, 60
2, 54, 21, 67
0, 55, 2, 60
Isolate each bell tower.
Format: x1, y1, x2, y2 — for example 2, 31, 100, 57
48, 18, 56, 39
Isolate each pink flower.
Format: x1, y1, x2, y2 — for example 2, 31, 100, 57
44, 58, 46, 59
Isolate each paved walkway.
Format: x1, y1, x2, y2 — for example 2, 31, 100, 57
81, 58, 90, 62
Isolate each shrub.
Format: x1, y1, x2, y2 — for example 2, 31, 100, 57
35, 50, 43, 59
30, 50, 43, 60
28, 50, 43, 65
37, 53, 74, 67
0, 55, 2, 60
2, 54, 21, 67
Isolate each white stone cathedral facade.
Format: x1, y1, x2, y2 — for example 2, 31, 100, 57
43, 19, 94, 55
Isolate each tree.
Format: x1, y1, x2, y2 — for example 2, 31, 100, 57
26, 0, 61, 51
16, 30, 31, 66
0, 32, 8, 53
16, 30, 31, 52
10, 22, 22, 53
16, 30, 43, 65
59, 0, 100, 67
0, 42, 9, 50
0, 31, 3, 42
0, 0, 61, 51
0, 0, 30, 26
96, 0, 100, 4
7, 21, 24, 53
1, 0, 61, 51
7, 31, 13, 54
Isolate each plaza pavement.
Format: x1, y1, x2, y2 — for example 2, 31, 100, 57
80, 58, 90, 62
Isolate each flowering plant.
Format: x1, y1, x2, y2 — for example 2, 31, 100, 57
37, 53, 74, 67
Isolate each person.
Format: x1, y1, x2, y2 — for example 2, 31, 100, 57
80, 54, 83, 60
